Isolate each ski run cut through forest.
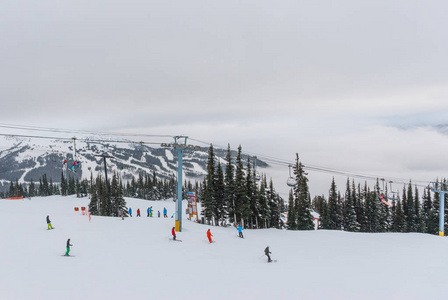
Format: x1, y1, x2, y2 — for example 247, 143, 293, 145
1, 195, 448, 300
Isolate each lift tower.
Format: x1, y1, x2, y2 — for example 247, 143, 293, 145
431, 182, 448, 236
161, 136, 200, 232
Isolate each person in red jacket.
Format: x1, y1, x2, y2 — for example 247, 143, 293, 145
207, 229, 213, 243
172, 227, 176, 240
137, 208, 141, 217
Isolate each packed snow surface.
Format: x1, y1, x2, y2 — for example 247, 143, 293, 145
1, 196, 447, 300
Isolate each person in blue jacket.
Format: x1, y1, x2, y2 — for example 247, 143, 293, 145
163, 207, 167, 218
237, 224, 244, 238
147, 207, 150, 217
129, 207, 132, 217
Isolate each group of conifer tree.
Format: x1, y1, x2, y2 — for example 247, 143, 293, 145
5, 173, 89, 198
311, 177, 445, 235
198, 144, 285, 228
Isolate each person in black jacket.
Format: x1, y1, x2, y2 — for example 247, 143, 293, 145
264, 246, 272, 262
65, 239, 73, 256
46, 216, 53, 230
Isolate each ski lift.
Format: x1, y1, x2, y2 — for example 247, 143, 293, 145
286, 165, 296, 187
388, 181, 399, 202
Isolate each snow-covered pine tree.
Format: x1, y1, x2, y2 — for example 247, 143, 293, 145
294, 154, 314, 230
287, 190, 296, 230
343, 178, 360, 232
234, 145, 249, 227
326, 178, 341, 230
406, 181, 416, 232
214, 162, 226, 225
88, 180, 99, 215
203, 144, 216, 224
268, 179, 281, 228
245, 156, 258, 228
224, 144, 236, 225
391, 199, 405, 232
258, 175, 270, 228
110, 173, 128, 217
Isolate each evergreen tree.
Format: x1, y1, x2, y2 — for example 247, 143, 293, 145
203, 144, 216, 224
287, 190, 296, 230
258, 175, 270, 228
391, 200, 405, 232
325, 178, 341, 230
268, 179, 281, 228
110, 173, 128, 217
224, 144, 236, 225
343, 178, 360, 232
234, 145, 249, 227
293, 154, 314, 230
214, 162, 226, 225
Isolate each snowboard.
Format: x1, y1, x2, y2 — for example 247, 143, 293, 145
268, 260, 277, 263
47, 228, 55, 230
61, 255, 75, 257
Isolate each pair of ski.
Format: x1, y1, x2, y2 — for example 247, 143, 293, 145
169, 238, 182, 242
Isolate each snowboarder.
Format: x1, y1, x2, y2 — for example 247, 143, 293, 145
46, 215, 54, 230
129, 207, 132, 217
158, 211, 161, 218
264, 246, 272, 262
163, 207, 167, 218
172, 227, 176, 240
237, 225, 244, 238
65, 239, 73, 256
149, 207, 153, 217
137, 208, 141, 217
207, 229, 213, 243
147, 207, 150, 217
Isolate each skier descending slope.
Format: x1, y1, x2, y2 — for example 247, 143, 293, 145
65, 239, 73, 256
207, 229, 213, 243
265, 246, 272, 262
237, 225, 243, 238
46, 215, 54, 230
172, 227, 176, 240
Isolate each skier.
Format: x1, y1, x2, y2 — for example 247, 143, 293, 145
46, 215, 54, 230
129, 207, 132, 217
158, 211, 161, 218
147, 207, 150, 217
65, 239, 73, 256
237, 224, 243, 238
264, 246, 272, 262
163, 207, 167, 218
207, 229, 213, 243
137, 208, 141, 217
172, 227, 176, 240
149, 206, 153, 217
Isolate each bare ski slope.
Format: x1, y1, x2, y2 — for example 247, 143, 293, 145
1, 196, 447, 300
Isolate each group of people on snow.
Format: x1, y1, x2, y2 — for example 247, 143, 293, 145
127, 207, 168, 218
46, 215, 73, 256
47, 213, 273, 262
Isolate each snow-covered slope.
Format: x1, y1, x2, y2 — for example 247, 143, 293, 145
1, 196, 447, 300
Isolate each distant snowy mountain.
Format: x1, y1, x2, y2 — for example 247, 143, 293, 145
0, 135, 268, 191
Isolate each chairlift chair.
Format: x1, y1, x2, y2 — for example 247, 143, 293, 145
286, 165, 297, 187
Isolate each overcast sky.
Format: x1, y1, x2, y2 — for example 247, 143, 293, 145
1, 0, 448, 196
